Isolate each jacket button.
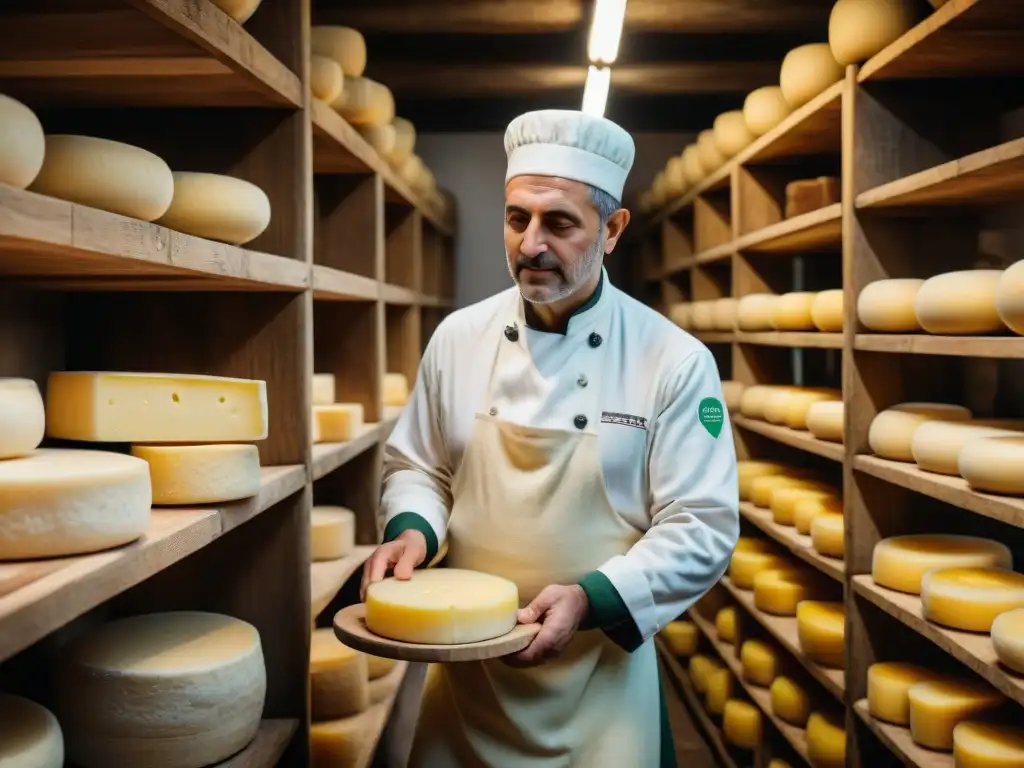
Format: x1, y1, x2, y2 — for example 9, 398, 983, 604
504, 324, 519, 342
574, 414, 588, 430
588, 332, 602, 348
489, 407, 498, 416
577, 375, 588, 388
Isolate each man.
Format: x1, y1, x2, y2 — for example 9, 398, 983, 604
362, 109, 739, 767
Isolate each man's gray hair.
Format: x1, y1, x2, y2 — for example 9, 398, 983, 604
589, 185, 621, 226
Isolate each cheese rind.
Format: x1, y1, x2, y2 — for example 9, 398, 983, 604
365, 568, 520, 645
796, 601, 845, 668
736, 293, 778, 331
996, 259, 1024, 336
682, 145, 704, 185
704, 668, 733, 715
730, 547, 790, 590
722, 700, 762, 749
311, 717, 363, 767
743, 86, 792, 136
779, 44, 844, 108
311, 506, 356, 561
751, 475, 826, 509
857, 278, 925, 332
770, 676, 810, 726
389, 117, 417, 166
313, 403, 365, 443
312, 373, 336, 405
697, 129, 726, 174
46, 371, 269, 443
771, 292, 818, 331
810, 512, 845, 558
828, 0, 919, 66
0, 378, 45, 459
915, 270, 1006, 335
131, 444, 260, 505
310, 628, 369, 720
713, 111, 755, 157
908, 678, 1005, 750
721, 380, 745, 411
712, 298, 738, 331
921, 567, 1024, 632
868, 402, 972, 462
156, 172, 271, 246
0, 693, 64, 768
867, 662, 946, 726
806, 400, 844, 443
715, 607, 738, 644
959, 435, 1024, 495
953, 720, 1024, 767
337, 77, 394, 126
991, 608, 1024, 674
754, 568, 829, 616
358, 123, 397, 156
0, 93, 45, 189
811, 289, 844, 332
872, 535, 1013, 595
794, 495, 842, 536
310, 55, 343, 103
210, 0, 262, 23
736, 460, 789, 500
56, 611, 266, 768
911, 420, 1024, 476
661, 620, 699, 657
740, 639, 780, 686
688, 654, 723, 693
770, 486, 835, 526
310, 26, 367, 77
806, 710, 846, 768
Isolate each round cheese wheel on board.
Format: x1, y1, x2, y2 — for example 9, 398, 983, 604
660, 620, 699, 657
915, 270, 1006, 335
690, 301, 716, 331
796, 601, 845, 668
770, 677, 811, 727
713, 110, 756, 158
712, 298, 738, 331
722, 700, 762, 749
954, 720, 1024, 768
779, 43, 844, 109
810, 512, 844, 558
338, 78, 395, 126
737, 293, 778, 331
388, 117, 417, 166
310, 627, 369, 720
358, 123, 397, 157
991, 608, 1024, 674
0, 693, 64, 768
771, 292, 818, 331
0, 93, 45, 189
921, 566, 1024, 632
871, 534, 1012, 595
908, 678, 1005, 751
806, 710, 846, 768
310, 55, 344, 104
858, 278, 925, 331
794, 495, 842, 536
682, 144, 705, 185
995, 259, 1024, 335
867, 661, 945, 726
829, 0, 920, 66
910, 419, 1024, 476
210, 0, 262, 24
743, 86, 792, 136
29, 134, 174, 221
868, 402, 972, 461
697, 129, 726, 174
959, 435, 1024, 495
155, 172, 271, 245
0, 378, 45, 459
311, 26, 367, 77
782, 389, 842, 430
811, 289, 844, 332
664, 154, 688, 199
806, 400, 844, 443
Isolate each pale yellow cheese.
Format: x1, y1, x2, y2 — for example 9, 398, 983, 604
712, 298, 738, 331
915, 270, 1006, 335
311, 506, 356, 561
857, 278, 925, 331
310, 717, 364, 767
388, 117, 417, 166
806, 400, 844, 443
310, 55, 344, 104
806, 710, 846, 768
366, 654, 397, 680
779, 44, 844, 109
794, 495, 842, 536
768, 761, 793, 768
828, 0, 919, 66
682, 144, 704, 185
770, 676, 811, 727
660, 620, 699, 657
736, 293, 778, 331
784, 390, 842, 431
697, 129, 726, 174
810, 512, 845, 558
750, 474, 824, 508
721, 380, 745, 411
338, 77, 394, 126
868, 402, 973, 461
131, 443, 260, 505
667, 302, 692, 330
29, 135, 174, 221
691, 301, 716, 331
157, 171, 271, 245
310, 628, 369, 720
770, 486, 835, 526
46, 371, 269, 443
872, 535, 1013, 595
771, 292, 818, 331
365, 568, 519, 645
910, 419, 1024, 476
811, 289, 844, 332
56, 611, 266, 767
704, 668, 733, 715
0, 693, 64, 768
383, 372, 409, 407
723, 699, 762, 749
713, 111, 756, 157
730, 548, 791, 590
796, 601, 845, 668
0, 448, 151, 560
0, 378, 45, 459
921, 567, 1024, 633
312, 373, 336, 405
358, 123, 397, 157
210, 0, 262, 23
996, 259, 1024, 336
736, 460, 790, 500
313, 403, 365, 443
740, 639, 780, 686
908, 678, 1005, 751
715, 606, 738, 644
959, 435, 1024, 495
0, 93, 45, 189
743, 86, 792, 136
954, 720, 1024, 768
310, 26, 367, 77
754, 567, 830, 616
688, 654, 723, 693
867, 661, 946, 726
992, 608, 1024, 674
762, 388, 798, 425
664, 155, 687, 198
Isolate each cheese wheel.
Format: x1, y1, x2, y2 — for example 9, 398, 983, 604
740, 639, 780, 686
796, 601, 845, 668
794, 495, 842, 536
367, 654, 397, 680
310, 26, 366, 77
723, 700, 762, 749
915, 270, 1006, 335
389, 117, 417, 166
992, 608, 1024, 674
29, 135, 174, 221
908, 678, 1005, 751
697, 129, 726, 174
954, 721, 1024, 768
806, 401, 844, 443
310, 56, 344, 104
736, 293, 778, 331
770, 676, 811, 726
721, 380, 745, 411
867, 662, 946, 726
810, 512, 845, 558
691, 301, 716, 331
868, 402, 973, 461
811, 289, 844, 332
131, 444, 260, 505
57, 611, 266, 768
715, 606, 738, 644
357, 123, 397, 157
667, 302, 692, 329
156, 171, 271, 245
365, 568, 519, 644
762, 388, 800, 425
338, 77, 394, 126
743, 86, 792, 136
210, 0, 262, 23
806, 710, 846, 768
872, 535, 1012, 595
310, 628, 369, 720
751, 474, 824, 508
730, 549, 791, 590
770, 486, 835, 526
782, 390, 842, 431
650, 172, 668, 207
682, 144, 704, 185
911, 420, 1024, 475
739, 385, 796, 420
959, 435, 1024, 495
0, 448, 151, 560
0, 693, 64, 768
736, 460, 790, 500
313, 403, 365, 442
664, 155, 688, 198
713, 111, 756, 158
383, 372, 410, 407
771, 292, 818, 330
312, 373, 336, 405
921, 567, 1024, 632
754, 567, 830, 615
857, 278, 925, 331
779, 44, 845, 109
705, 668, 733, 715
661, 620, 699, 657
996, 260, 1024, 335
712, 298, 738, 331
829, 0, 919, 66
0, 93, 45, 189
0, 378, 45, 459
688, 654, 723, 693
311, 506, 356, 561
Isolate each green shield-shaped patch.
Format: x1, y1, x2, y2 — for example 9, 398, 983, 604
698, 397, 724, 438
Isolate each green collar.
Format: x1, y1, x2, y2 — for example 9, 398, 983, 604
522, 271, 604, 335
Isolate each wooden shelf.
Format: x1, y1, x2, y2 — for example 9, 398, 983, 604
351, 662, 411, 768
736, 332, 843, 349
739, 502, 845, 582
853, 701, 953, 768
733, 416, 845, 462
312, 425, 383, 482
740, 81, 844, 166
312, 266, 381, 302
734, 204, 843, 254
854, 334, 1024, 358
219, 719, 300, 768
693, 331, 736, 344
310, 546, 375, 618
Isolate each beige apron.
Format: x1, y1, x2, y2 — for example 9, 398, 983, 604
407, 316, 662, 768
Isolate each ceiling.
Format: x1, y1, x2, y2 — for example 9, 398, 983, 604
312, 0, 837, 132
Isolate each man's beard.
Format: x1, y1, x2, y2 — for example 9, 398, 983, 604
508, 233, 605, 305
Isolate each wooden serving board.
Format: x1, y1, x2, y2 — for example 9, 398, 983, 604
333, 603, 541, 662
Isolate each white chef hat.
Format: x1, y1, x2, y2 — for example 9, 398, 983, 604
504, 109, 636, 202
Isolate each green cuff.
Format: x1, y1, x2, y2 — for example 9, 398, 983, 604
382, 512, 439, 567
577, 570, 644, 652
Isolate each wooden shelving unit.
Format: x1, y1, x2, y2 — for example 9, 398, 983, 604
630, 2, 1024, 766
0, 1, 454, 765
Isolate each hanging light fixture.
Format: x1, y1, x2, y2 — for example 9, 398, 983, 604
581, 65, 611, 117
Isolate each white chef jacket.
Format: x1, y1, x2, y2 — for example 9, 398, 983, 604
379, 269, 740, 648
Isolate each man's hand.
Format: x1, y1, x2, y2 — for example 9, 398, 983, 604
503, 584, 589, 668
359, 529, 427, 601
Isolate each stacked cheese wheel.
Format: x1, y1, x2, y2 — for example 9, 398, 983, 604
311, 372, 369, 443
738, 291, 845, 333
739, 385, 844, 438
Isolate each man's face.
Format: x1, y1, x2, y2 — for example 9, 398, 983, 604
503, 176, 605, 305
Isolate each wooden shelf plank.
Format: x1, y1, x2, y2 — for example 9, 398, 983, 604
694, 241, 736, 266
0, 0, 302, 107
739, 502, 845, 582
310, 546, 375, 618
0, 465, 304, 661
650, 162, 732, 227
381, 284, 419, 305
0, 185, 310, 292
218, 719, 299, 768
420, 294, 453, 308
855, 334, 1024, 358
721, 577, 846, 702
312, 424, 383, 482
739, 80, 845, 166
853, 700, 953, 768
733, 415, 845, 462
854, 455, 1024, 529
857, 137, 1024, 209
353, 661, 411, 768
693, 331, 736, 344
736, 332, 844, 349
852, 575, 1024, 707
312, 266, 380, 302
734, 204, 842, 254
858, 0, 1024, 82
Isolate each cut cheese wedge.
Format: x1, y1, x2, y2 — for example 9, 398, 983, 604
310, 627, 369, 720
312, 373, 336, 405
770, 676, 811, 726
908, 678, 1006, 750
992, 608, 1024, 674
868, 402, 973, 461
740, 639, 780, 686
959, 435, 1024, 495
794, 495, 842, 536
313, 403, 365, 443
754, 568, 830, 616
857, 278, 925, 332
806, 400, 844, 443
953, 719, 1024, 767
365, 568, 519, 645
155, 172, 271, 245
705, 668, 733, 715
872, 535, 1013, 595
131, 443, 260, 505
715, 606, 738, 644
810, 512, 845, 558
0, 693, 64, 768
806, 710, 846, 768
722, 699, 762, 749
0, 378, 45, 459
911, 420, 1024, 476
915, 270, 1006, 335
921, 567, 1024, 632
661, 620, 699, 657
311, 506, 356, 561
383, 372, 410, 407
867, 661, 947, 726
796, 601, 845, 668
